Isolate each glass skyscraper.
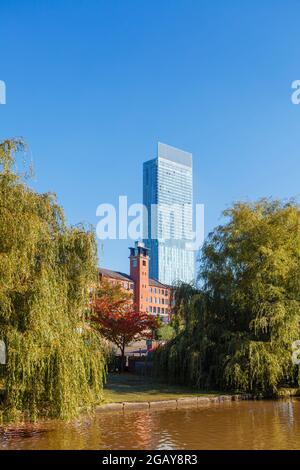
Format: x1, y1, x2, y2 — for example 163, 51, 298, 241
143, 142, 195, 285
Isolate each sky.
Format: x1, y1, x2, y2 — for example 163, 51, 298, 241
1, 0, 300, 275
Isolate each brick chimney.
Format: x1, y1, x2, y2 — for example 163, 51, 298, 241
129, 241, 149, 312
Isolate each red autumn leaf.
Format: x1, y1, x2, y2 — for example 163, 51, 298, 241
92, 279, 159, 369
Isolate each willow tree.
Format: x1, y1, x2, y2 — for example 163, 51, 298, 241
154, 199, 300, 395
0, 139, 106, 421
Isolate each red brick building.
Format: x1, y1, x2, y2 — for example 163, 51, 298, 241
99, 241, 172, 323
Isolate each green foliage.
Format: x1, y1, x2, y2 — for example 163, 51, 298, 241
170, 283, 199, 334
0, 139, 106, 421
155, 324, 175, 342
154, 199, 300, 396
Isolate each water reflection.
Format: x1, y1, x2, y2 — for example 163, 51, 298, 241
1, 399, 300, 450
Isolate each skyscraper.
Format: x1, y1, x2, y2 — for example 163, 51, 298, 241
143, 142, 194, 285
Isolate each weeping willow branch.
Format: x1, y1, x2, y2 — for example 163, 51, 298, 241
154, 199, 300, 396
0, 139, 106, 422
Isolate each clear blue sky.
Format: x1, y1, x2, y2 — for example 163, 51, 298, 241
1, 0, 300, 274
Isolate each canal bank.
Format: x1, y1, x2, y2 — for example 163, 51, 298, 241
99, 373, 253, 412
100, 373, 300, 413
98, 392, 251, 413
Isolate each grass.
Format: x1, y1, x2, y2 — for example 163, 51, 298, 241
103, 373, 220, 403
1, 373, 220, 407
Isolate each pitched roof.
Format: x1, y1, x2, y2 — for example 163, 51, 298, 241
149, 278, 170, 289
99, 268, 133, 282
99, 268, 171, 289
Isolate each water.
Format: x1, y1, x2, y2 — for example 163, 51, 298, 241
1, 399, 300, 450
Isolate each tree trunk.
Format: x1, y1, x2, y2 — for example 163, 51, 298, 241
120, 344, 125, 373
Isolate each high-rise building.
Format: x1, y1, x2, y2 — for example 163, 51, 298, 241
143, 142, 195, 285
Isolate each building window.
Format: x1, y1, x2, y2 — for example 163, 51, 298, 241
142, 260, 146, 266
162, 298, 164, 305
158, 307, 160, 314
132, 259, 137, 267
149, 306, 152, 313
153, 307, 156, 313
162, 308, 164, 314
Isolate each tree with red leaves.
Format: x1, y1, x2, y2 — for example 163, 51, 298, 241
92, 279, 159, 371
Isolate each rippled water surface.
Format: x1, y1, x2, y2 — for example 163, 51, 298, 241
1, 400, 300, 450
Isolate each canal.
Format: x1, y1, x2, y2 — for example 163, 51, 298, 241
1, 399, 300, 450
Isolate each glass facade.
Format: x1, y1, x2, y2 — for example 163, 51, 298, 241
143, 142, 195, 285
